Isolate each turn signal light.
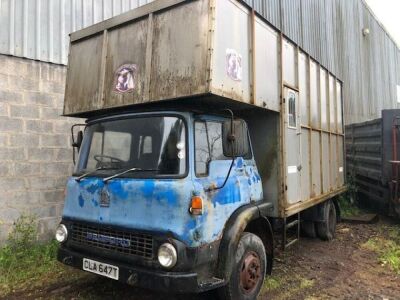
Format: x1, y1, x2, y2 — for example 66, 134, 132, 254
189, 196, 203, 215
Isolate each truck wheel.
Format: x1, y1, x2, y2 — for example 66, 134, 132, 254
301, 220, 317, 238
218, 232, 266, 300
316, 200, 337, 241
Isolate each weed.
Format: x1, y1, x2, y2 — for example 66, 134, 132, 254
0, 214, 68, 295
338, 194, 362, 217
264, 276, 281, 290
362, 224, 400, 275
300, 278, 314, 289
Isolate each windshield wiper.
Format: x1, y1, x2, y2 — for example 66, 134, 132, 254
75, 166, 116, 182
103, 167, 158, 183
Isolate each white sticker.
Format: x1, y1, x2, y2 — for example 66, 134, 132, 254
176, 142, 185, 150
339, 167, 343, 173
226, 49, 242, 81
288, 165, 297, 174
178, 151, 185, 159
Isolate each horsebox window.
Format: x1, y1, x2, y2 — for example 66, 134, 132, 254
288, 91, 297, 128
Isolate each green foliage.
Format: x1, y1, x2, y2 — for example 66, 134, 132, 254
338, 194, 362, 217
362, 224, 400, 275
0, 214, 60, 295
264, 276, 281, 290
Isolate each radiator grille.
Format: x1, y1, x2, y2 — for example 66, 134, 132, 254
70, 222, 154, 259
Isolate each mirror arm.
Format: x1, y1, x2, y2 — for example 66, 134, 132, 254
71, 123, 86, 165
206, 109, 236, 192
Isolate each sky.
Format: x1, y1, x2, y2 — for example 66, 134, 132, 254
364, 0, 400, 48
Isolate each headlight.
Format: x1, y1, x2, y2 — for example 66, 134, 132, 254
55, 224, 68, 243
157, 243, 177, 269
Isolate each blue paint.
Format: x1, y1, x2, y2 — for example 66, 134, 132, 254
108, 181, 129, 199
61, 112, 264, 248
86, 184, 98, 194
78, 195, 84, 207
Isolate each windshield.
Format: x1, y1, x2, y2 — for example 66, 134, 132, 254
75, 115, 186, 177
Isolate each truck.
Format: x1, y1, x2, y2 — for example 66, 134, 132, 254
55, 0, 346, 298
346, 109, 400, 218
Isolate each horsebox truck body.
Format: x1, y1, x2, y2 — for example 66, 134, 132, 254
55, 0, 346, 298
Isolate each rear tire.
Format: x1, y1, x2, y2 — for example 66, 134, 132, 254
301, 220, 317, 238
316, 200, 337, 241
218, 232, 266, 300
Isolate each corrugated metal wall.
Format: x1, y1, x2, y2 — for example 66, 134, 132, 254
0, 0, 152, 65
0, 0, 399, 124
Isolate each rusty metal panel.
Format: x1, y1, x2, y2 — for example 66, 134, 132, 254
104, 19, 149, 107
149, 0, 209, 101
64, 34, 104, 114
63, 0, 210, 115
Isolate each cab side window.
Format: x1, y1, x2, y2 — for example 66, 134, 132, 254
194, 121, 227, 176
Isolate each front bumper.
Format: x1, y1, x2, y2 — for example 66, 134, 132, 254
57, 246, 224, 293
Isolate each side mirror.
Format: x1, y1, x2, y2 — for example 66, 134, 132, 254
71, 124, 86, 165
72, 130, 83, 151
222, 119, 250, 158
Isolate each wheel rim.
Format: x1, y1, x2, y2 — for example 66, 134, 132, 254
240, 251, 262, 294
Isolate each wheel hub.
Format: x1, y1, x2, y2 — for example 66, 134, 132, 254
240, 251, 261, 294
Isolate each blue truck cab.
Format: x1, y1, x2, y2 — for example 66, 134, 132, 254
57, 109, 275, 298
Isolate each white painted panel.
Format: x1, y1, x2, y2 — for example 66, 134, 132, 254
282, 39, 296, 87
329, 74, 336, 131
299, 52, 308, 125
320, 68, 328, 130
330, 133, 337, 189
301, 128, 311, 200
336, 81, 343, 133
311, 131, 321, 197
310, 60, 320, 128
254, 19, 280, 112
322, 132, 330, 193
337, 136, 345, 186
211, 0, 251, 103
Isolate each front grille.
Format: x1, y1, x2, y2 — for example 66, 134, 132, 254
70, 222, 154, 259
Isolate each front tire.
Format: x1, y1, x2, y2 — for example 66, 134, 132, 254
218, 232, 266, 300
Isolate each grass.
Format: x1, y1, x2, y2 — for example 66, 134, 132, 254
261, 273, 315, 299
362, 224, 400, 275
338, 195, 363, 217
0, 215, 86, 296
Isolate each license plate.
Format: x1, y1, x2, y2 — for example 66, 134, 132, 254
82, 258, 119, 280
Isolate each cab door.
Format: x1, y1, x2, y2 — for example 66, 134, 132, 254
285, 88, 302, 205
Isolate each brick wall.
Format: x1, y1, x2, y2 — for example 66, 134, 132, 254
0, 54, 80, 244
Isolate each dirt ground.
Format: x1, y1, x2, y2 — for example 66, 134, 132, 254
2, 217, 400, 300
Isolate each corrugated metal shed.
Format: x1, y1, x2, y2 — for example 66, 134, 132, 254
0, 0, 399, 124
0, 0, 152, 65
